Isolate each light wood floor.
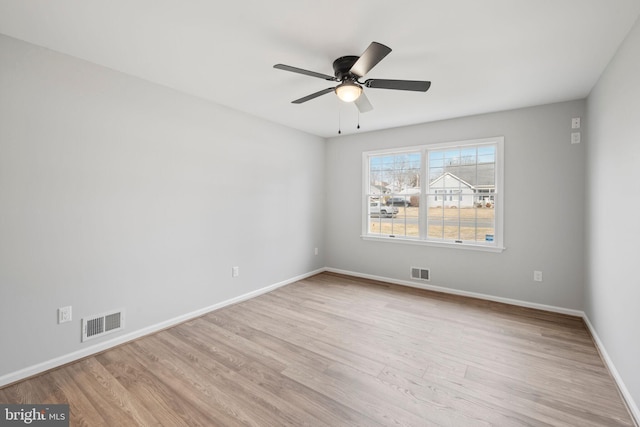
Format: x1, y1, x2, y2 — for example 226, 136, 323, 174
1, 272, 635, 426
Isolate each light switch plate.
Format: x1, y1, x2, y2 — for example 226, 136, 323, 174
571, 117, 581, 129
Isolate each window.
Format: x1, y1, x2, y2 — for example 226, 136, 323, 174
363, 137, 504, 252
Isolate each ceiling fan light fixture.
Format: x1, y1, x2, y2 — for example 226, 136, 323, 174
335, 81, 362, 103
275, 41, 431, 113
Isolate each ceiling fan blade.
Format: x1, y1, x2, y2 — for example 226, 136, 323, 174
292, 87, 335, 104
274, 64, 336, 81
354, 92, 373, 113
350, 42, 392, 77
365, 79, 431, 92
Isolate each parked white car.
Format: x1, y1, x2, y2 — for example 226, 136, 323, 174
369, 201, 398, 218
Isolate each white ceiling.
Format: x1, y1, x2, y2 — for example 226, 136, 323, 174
1, 0, 639, 138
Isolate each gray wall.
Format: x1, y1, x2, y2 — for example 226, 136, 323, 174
0, 34, 325, 378
325, 100, 586, 310
586, 17, 640, 413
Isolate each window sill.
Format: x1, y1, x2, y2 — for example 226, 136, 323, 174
361, 235, 506, 253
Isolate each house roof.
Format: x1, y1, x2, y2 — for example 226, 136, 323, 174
430, 165, 495, 188
369, 184, 389, 194
430, 172, 474, 189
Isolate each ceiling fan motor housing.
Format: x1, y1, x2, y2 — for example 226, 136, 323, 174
332, 56, 359, 81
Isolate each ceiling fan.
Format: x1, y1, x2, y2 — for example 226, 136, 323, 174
274, 42, 431, 113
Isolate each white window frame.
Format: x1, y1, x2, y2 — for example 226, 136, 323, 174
362, 136, 505, 253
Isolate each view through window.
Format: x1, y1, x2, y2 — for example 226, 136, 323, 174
364, 137, 503, 250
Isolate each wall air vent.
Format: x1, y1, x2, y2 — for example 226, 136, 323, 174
82, 309, 125, 342
410, 267, 430, 281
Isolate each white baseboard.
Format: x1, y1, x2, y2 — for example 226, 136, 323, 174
0, 268, 324, 388
582, 316, 640, 426
326, 267, 638, 426
325, 267, 584, 316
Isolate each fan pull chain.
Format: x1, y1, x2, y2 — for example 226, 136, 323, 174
357, 111, 360, 130
338, 106, 342, 134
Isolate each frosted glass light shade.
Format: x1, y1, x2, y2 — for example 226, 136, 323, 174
335, 81, 363, 102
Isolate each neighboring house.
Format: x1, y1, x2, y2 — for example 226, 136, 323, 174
369, 183, 390, 197
429, 171, 495, 208
397, 187, 420, 206
369, 183, 391, 200
398, 188, 420, 196
376, 170, 495, 208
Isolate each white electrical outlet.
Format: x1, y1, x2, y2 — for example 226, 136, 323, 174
58, 306, 72, 324
314, 247, 318, 255
571, 132, 581, 144
533, 271, 543, 282
232, 266, 239, 277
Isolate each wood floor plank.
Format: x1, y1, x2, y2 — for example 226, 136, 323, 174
379, 365, 558, 427
48, 365, 111, 426
1, 272, 635, 426
132, 335, 282, 427
324, 361, 505, 427
282, 362, 439, 427
96, 347, 210, 426
464, 365, 632, 426
237, 360, 384, 427
204, 310, 335, 371
147, 332, 313, 427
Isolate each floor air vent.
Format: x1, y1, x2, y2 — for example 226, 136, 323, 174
411, 267, 430, 281
82, 309, 125, 342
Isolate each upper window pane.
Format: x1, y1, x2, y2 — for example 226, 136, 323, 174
369, 153, 421, 192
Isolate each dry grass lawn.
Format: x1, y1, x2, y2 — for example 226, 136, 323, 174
369, 206, 495, 241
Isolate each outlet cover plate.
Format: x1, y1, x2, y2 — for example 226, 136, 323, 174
58, 306, 72, 324
571, 132, 581, 144
571, 117, 581, 129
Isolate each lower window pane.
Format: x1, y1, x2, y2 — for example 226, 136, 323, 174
390, 205, 419, 237
427, 207, 445, 239
427, 199, 495, 243
474, 202, 495, 242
